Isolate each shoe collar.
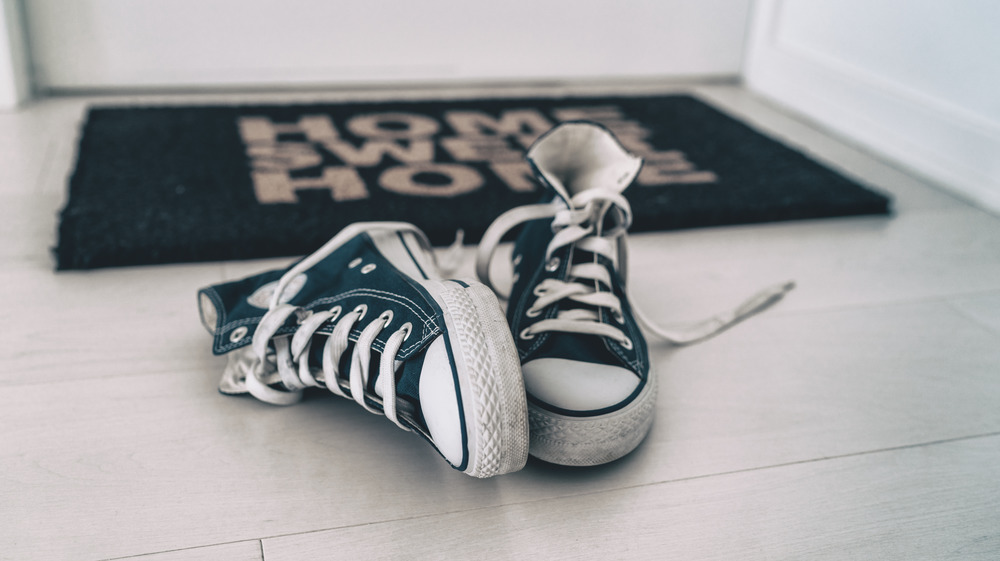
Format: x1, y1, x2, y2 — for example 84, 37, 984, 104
526, 120, 643, 207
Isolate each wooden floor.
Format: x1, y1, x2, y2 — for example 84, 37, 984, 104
2, 83, 999, 561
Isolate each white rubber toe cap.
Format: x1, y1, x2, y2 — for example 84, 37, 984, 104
522, 357, 639, 413
418, 336, 465, 467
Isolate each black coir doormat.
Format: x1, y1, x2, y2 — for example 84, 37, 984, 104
56, 94, 890, 269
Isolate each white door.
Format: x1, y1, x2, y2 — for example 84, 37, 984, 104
744, 0, 1000, 213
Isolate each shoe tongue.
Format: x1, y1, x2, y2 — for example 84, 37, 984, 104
395, 355, 422, 404
543, 331, 637, 372
527, 122, 642, 207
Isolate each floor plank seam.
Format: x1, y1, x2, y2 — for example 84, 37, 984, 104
627, 430, 1000, 490
95, 537, 263, 561
943, 296, 1000, 337
241, 431, 1000, 547
503, 431, 1000, 514
749, 288, 1000, 322
0, 362, 223, 389
33, 139, 59, 194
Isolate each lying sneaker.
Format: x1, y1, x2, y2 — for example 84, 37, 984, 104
198, 222, 528, 478
476, 122, 793, 466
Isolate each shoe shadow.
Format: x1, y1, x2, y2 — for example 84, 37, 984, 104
522, 442, 650, 483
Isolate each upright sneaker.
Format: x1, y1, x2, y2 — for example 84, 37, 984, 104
198, 222, 529, 477
475, 122, 793, 466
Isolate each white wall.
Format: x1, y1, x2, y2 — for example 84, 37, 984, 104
745, 0, 1000, 213
24, 0, 750, 91
0, 0, 29, 109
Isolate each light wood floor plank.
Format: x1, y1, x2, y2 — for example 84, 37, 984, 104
0, 120, 56, 198
638, 297, 1000, 481
947, 290, 1000, 335
5, 205, 999, 387
0, 193, 62, 267
261, 435, 1000, 561
628, 208, 1000, 324
0, 263, 225, 386
2, 298, 997, 560
111, 541, 262, 561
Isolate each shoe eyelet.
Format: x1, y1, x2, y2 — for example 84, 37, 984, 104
545, 256, 561, 272
612, 310, 625, 324
525, 307, 542, 318
511, 272, 520, 284
512, 254, 522, 266
379, 310, 394, 327
328, 305, 342, 321
399, 321, 413, 341
619, 337, 633, 350
229, 326, 248, 343
361, 263, 377, 274
519, 328, 535, 340
532, 285, 547, 297
348, 257, 363, 269
353, 304, 368, 320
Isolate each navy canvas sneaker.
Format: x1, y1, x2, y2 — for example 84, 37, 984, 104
475, 122, 793, 466
198, 222, 528, 478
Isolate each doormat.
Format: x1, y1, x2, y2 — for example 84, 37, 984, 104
55, 94, 891, 269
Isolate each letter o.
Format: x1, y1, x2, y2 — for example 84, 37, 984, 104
379, 164, 484, 197
347, 112, 440, 139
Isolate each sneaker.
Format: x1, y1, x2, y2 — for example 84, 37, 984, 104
198, 222, 529, 478
475, 122, 793, 466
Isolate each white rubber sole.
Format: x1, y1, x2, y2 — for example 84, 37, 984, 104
425, 279, 529, 478
527, 371, 657, 467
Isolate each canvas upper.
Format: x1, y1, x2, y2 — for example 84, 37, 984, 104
199, 222, 528, 477
474, 122, 657, 466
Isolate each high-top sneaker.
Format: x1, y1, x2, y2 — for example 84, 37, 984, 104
475, 122, 792, 466
198, 222, 528, 478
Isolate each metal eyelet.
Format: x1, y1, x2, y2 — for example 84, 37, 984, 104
512, 254, 522, 266
612, 310, 625, 324
348, 257, 363, 269
533, 284, 547, 297
519, 328, 535, 340
229, 326, 248, 343
361, 263, 377, 274
328, 305, 342, 321
619, 337, 634, 350
525, 307, 542, 318
353, 304, 368, 320
545, 256, 561, 272
379, 310, 394, 327
399, 321, 413, 341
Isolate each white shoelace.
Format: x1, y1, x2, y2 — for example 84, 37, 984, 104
475, 190, 795, 347
241, 222, 434, 429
